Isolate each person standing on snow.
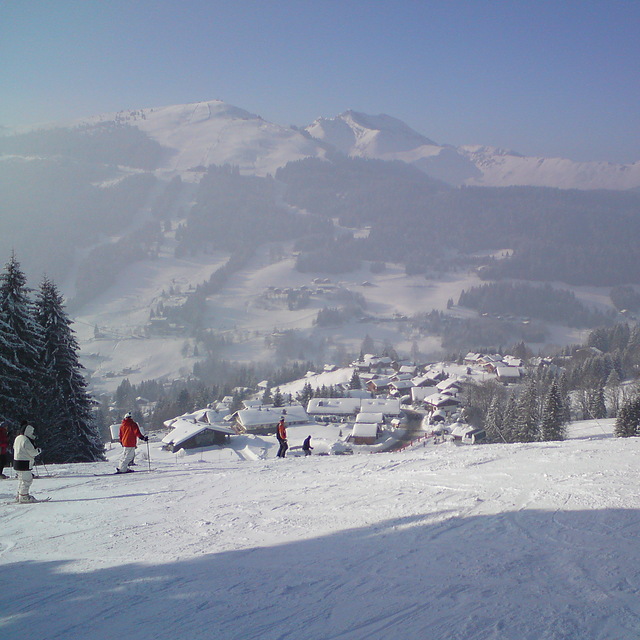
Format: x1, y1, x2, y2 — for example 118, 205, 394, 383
13, 422, 42, 503
0, 422, 9, 479
276, 417, 288, 458
116, 412, 147, 474
302, 435, 313, 456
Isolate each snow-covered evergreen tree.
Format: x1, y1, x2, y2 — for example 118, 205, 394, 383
35, 277, 104, 462
514, 379, 540, 442
0, 254, 44, 427
297, 381, 313, 406
349, 370, 361, 390
484, 395, 507, 443
272, 387, 284, 407
614, 396, 640, 437
587, 386, 607, 420
501, 393, 519, 443
540, 381, 566, 441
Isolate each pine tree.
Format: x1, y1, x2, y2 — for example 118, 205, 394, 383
587, 387, 607, 419
272, 387, 284, 407
614, 396, 640, 437
540, 381, 566, 441
0, 254, 44, 427
35, 277, 104, 462
514, 379, 540, 442
484, 396, 507, 443
349, 370, 362, 390
501, 393, 519, 443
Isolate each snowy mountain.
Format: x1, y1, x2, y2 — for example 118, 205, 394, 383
77, 100, 327, 178
63, 100, 640, 189
305, 110, 640, 190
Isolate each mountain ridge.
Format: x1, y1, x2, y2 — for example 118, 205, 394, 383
10, 98, 639, 190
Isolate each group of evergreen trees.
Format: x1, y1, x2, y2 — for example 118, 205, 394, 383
464, 371, 570, 444
0, 255, 104, 463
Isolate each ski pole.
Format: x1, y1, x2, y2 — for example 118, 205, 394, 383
146, 438, 151, 472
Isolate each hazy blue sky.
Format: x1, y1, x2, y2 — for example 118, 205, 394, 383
2, 0, 638, 162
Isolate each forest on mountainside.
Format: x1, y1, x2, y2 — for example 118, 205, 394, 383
277, 155, 640, 286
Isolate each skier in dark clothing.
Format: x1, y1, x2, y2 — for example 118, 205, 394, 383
302, 435, 313, 456
0, 422, 9, 478
276, 418, 288, 458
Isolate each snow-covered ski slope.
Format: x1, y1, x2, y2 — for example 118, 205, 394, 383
2, 419, 640, 640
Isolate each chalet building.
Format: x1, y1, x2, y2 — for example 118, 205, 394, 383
495, 366, 522, 383
423, 393, 461, 414
398, 365, 417, 376
450, 423, 486, 444
411, 386, 438, 404
356, 412, 383, 425
162, 420, 237, 452
389, 379, 414, 396
349, 422, 379, 445
366, 378, 393, 394
162, 409, 239, 452
435, 378, 464, 395
411, 374, 439, 388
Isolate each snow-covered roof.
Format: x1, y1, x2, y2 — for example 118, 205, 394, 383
346, 389, 373, 399
390, 379, 414, 390
163, 408, 225, 429
399, 365, 417, 374
424, 394, 461, 408
411, 386, 438, 402
496, 366, 521, 378
236, 405, 308, 428
367, 377, 393, 388
450, 423, 481, 438
307, 398, 361, 415
361, 397, 401, 415
351, 423, 378, 438
412, 374, 436, 387
436, 378, 463, 392
162, 418, 236, 447
355, 412, 383, 423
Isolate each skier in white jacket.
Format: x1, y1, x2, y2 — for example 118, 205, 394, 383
13, 422, 42, 503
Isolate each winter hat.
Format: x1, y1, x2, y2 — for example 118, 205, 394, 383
124, 412, 132, 419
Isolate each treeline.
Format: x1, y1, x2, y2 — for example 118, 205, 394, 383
465, 375, 569, 444
0, 123, 166, 170
0, 255, 104, 463
458, 282, 616, 328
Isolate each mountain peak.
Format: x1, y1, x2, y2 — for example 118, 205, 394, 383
306, 110, 437, 156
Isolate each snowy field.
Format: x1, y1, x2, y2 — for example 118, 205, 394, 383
3, 419, 640, 640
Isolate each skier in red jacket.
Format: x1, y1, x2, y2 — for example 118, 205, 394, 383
116, 413, 147, 473
276, 417, 288, 458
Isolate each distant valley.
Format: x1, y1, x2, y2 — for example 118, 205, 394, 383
1, 99, 639, 390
